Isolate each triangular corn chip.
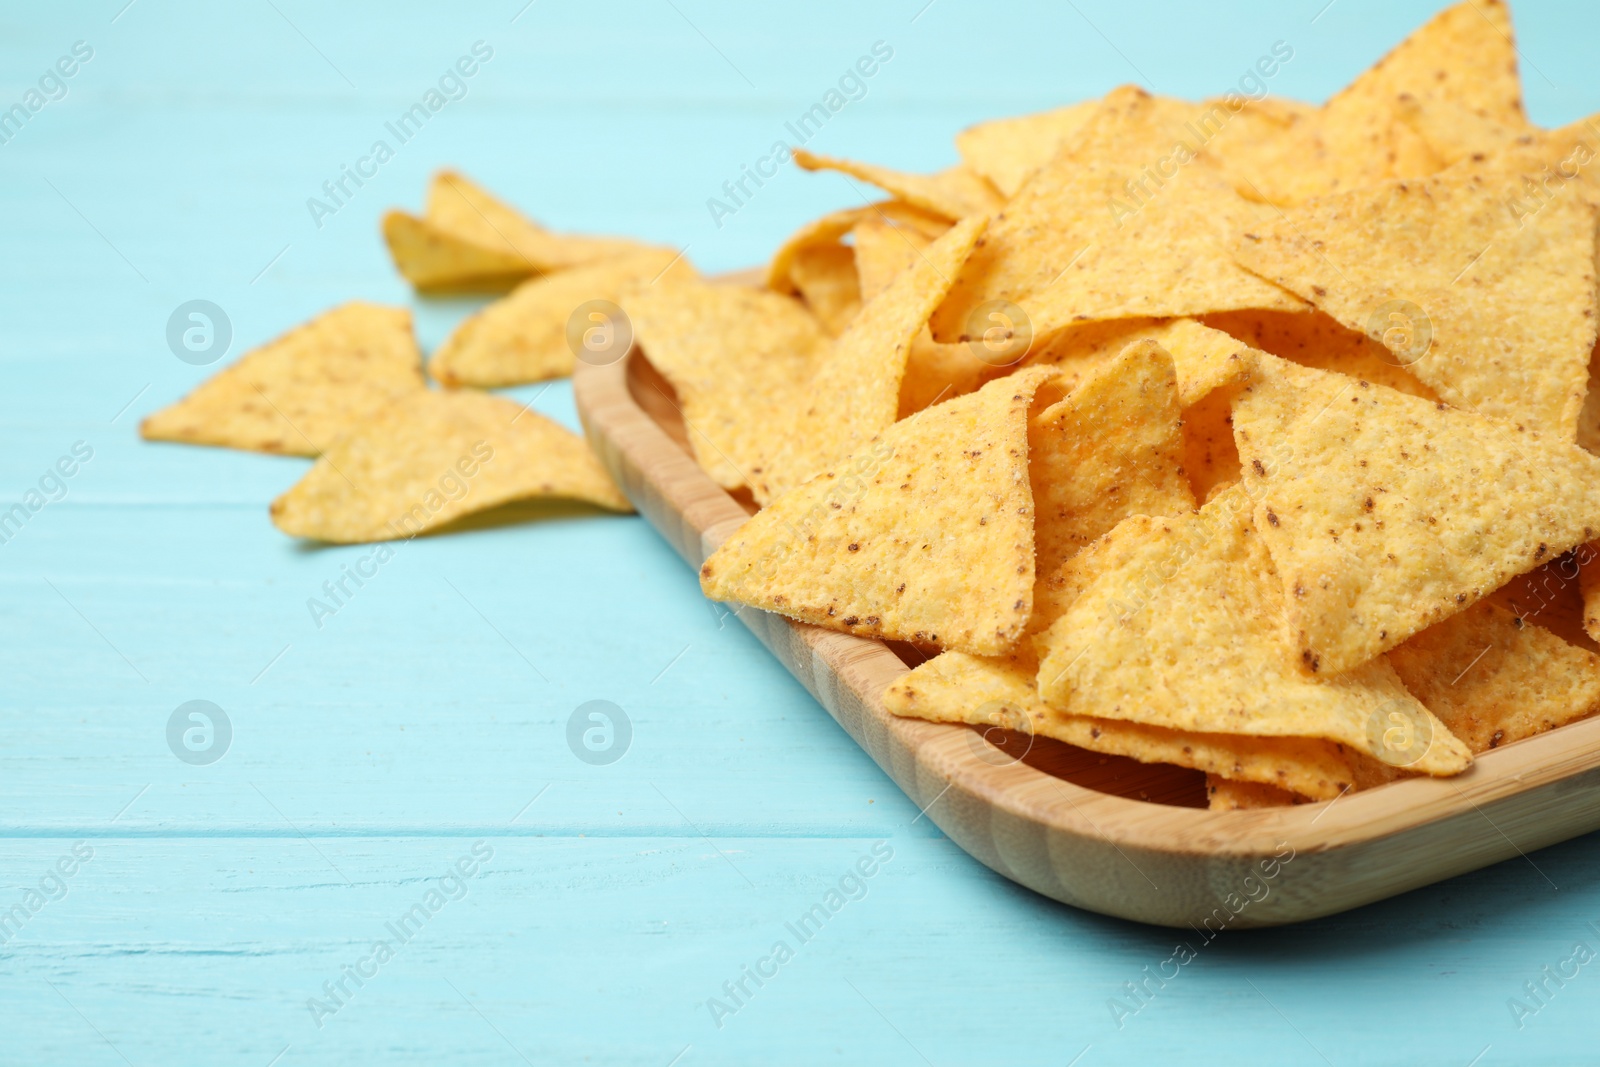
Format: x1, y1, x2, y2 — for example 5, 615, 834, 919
1443, 113, 1600, 215
429, 250, 692, 388
141, 302, 424, 456
766, 206, 870, 294
884, 649, 1357, 800
1388, 599, 1600, 752
1233, 170, 1599, 436
852, 210, 952, 301
929, 87, 1303, 345
1214, 2, 1523, 205
385, 170, 665, 291
953, 101, 1099, 198
1035, 491, 1471, 774
1029, 340, 1194, 593
270, 390, 630, 543
381, 212, 534, 293
897, 336, 985, 419
787, 241, 861, 335
758, 214, 988, 500
627, 279, 828, 493
1031, 319, 1258, 501
791, 147, 1004, 221
1232, 356, 1600, 673
700, 368, 1057, 655
1335, 0, 1526, 167
855, 215, 988, 418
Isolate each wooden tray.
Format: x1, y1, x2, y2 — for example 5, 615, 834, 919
573, 321, 1600, 928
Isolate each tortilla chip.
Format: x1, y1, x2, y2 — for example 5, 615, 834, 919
897, 335, 985, 419
428, 250, 692, 388
381, 212, 534, 293
385, 171, 665, 291
1233, 170, 1599, 437
141, 303, 425, 456
1035, 489, 1472, 775
758, 215, 989, 500
1029, 340, 1195, 591
1388, 599, 1600, 752
1216, 2, 1522, 205
929, 86, 1303, 345
270, 390, 630, 543
768, 206, 867, 292
1443, 113, 1600, 217
788, 241, 861, 335
1207, 776, 1306, 810
884, 649, 1356, 800
953, 101, 1100, 198
1202, 309, 1439, 400
700, 368, 1057, 655
852, 210, 952, 301
1337, 0, 1526, 167
791, 147, 1004, 221
1232, 356, 1600, 673
627, 279, 828, 493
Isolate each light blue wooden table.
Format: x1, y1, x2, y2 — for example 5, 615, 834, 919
5, 1, 1600, 1063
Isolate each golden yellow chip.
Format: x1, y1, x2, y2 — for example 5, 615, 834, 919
382, 211, 534, 294
1336, 0, 1527, 167
1202, 309, 1439, 400
766, 205, 872, 294
1035, 490, 1472, 775
953, 101, 1099, 198
929, 87, 1303, 346
626, 279, 828, 494
896, 336, 985, 419
1232, 356, 1600, 673
884, 649, 1356, 800
1207, 776, 1305, 811
1029, 339, 1195, 593
1442, 113, 1600, 215
759, 215, 989, 500
1233, 170, 1598, 436
385, 170, 666, 291
142, 303, 425, 456
787, 241, 861, 335
852, 210, 951, 301
1388, 599, 1600, 752
1210, 3, 1522, 205
791, 147, 1004, 221
429, 250, 693, 388
270, 390, 630, 543
700, 368, 1057, 655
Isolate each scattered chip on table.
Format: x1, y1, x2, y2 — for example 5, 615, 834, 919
270, 390, 631, 543
142, 302, 425, 456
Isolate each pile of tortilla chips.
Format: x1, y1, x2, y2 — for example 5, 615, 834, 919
143, 1, 1600, 810
682, 0, 1600, 809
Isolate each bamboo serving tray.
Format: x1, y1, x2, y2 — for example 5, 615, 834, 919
572, 299, 1600, 928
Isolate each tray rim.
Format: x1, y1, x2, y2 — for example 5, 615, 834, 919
572, 303, 1600, 927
